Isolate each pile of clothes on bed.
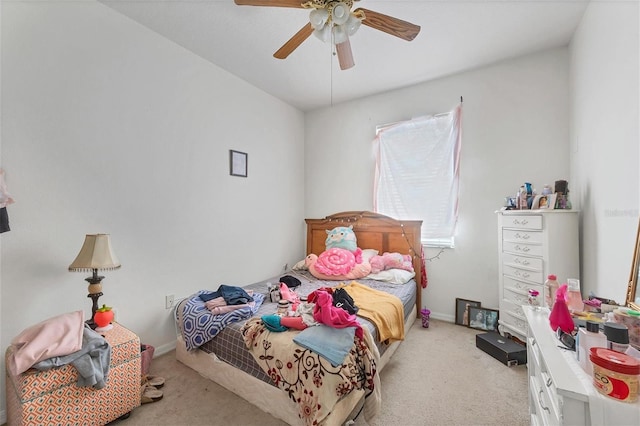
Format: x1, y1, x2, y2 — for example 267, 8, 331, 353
240, 279, 404, 425
179, 276, 405, 425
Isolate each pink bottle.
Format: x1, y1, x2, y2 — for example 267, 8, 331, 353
566, 278, 584, 313
549, 284, 574, 334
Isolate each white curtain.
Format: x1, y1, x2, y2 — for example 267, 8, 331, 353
373, 104, 462, 247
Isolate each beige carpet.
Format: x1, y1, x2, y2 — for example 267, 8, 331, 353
123, 319, 529, 426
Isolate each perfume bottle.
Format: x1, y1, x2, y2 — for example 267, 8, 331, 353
528, 289, 540, 311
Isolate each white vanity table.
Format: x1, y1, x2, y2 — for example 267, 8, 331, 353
525, 307, 640, 425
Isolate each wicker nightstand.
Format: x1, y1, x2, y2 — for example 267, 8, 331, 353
5, 322, 141, 426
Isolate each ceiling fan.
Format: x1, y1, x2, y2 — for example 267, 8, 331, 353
234, 0, 421, 70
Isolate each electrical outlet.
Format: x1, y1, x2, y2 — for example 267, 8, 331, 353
165, 294, 174, 310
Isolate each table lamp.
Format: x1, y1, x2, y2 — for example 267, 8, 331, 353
69, 234, 121, 329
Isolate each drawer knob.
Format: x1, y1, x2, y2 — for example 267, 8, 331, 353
513, 219, 529, 225
514, 233, 530, 240
514, 257, 530, 266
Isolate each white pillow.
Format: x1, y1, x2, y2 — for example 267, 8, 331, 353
361, 248, 379, 263
367, 269, 415, 285
292, 258, 308, 271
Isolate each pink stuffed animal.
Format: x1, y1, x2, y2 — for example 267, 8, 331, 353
369, 252, 414, 274
305, 253, 372, 281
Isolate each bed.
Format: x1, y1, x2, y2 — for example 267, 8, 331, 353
175, 211, 424, 425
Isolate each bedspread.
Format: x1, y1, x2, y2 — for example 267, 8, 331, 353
182, 290, 265, 350
241, 317, 381, 425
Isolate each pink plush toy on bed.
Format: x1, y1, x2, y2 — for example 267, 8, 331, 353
305, 251, 372, 281
369, 252, 414, 274
305, 225, 372, 280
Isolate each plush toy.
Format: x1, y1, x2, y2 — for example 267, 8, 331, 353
325, 226, 357, 252
325, 225, 362, 263
305, 252, 372, 281
369, 252, 414, 274
312, 248, 357, 276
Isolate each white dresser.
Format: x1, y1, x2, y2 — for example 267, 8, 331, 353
497, 210, 579, 341
525, 307, 640, 425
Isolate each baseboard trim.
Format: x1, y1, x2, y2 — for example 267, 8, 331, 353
429, 312, 455, 323
1, 408, 7, 424
153, 340, 177, 357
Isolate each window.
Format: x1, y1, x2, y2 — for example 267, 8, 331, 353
373, 104, 462, 247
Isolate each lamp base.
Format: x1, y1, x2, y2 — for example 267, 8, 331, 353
85, 318, 98, 330
85, 271, 105, 330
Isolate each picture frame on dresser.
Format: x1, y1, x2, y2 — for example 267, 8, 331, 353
468, 306, 499, 332
455, 298, 481, 326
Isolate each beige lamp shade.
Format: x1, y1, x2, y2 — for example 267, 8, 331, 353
69, 234, 121, 272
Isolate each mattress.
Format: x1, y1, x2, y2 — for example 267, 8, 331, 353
175, 270, 417, 386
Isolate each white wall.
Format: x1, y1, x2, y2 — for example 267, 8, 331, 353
569, 1, 639, 303
305, 48, 571, 321
1, 0, 638, 423
0, 1, 305, 419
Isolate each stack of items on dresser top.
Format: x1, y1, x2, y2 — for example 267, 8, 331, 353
503, 179, 572, 210
545, 274, 640, 404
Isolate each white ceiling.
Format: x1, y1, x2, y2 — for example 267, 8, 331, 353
101, 0, 589, 111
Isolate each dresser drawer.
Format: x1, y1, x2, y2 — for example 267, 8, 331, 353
503, 228, 543, 244
530, 375, 560, 425
502, 252, 543, 271
503, 276, 544, 296
499, 301, 528, 336
503, 264, 544, 284
503, 285, 530, 308
502, 241, 543, 257
501, 215, 542, 230
501, 297, 531, 321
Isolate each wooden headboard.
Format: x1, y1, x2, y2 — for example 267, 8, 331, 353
305, 211, 423, 317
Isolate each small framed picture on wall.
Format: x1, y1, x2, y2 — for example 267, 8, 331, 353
230, 150, 248, 177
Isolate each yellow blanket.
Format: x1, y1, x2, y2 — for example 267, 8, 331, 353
338, 281, 405, 343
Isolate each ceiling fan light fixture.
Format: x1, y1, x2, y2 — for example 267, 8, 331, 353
309, 8, 329, 30
313, 24, 332, 43
332, 24, 348, 44
344, 14, 361, 36
331, 2, 350, 25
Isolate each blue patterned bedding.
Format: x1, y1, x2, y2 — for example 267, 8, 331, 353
181, 290, 265, 350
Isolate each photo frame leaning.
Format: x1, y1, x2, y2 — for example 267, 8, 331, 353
455, 298, 481, 326
468, 306, 500, 332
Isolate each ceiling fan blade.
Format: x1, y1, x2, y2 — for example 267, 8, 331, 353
234, 0, 303, 8
336, 38, 355, 70
355, 8, 421, 41
274, 23, 314, 59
